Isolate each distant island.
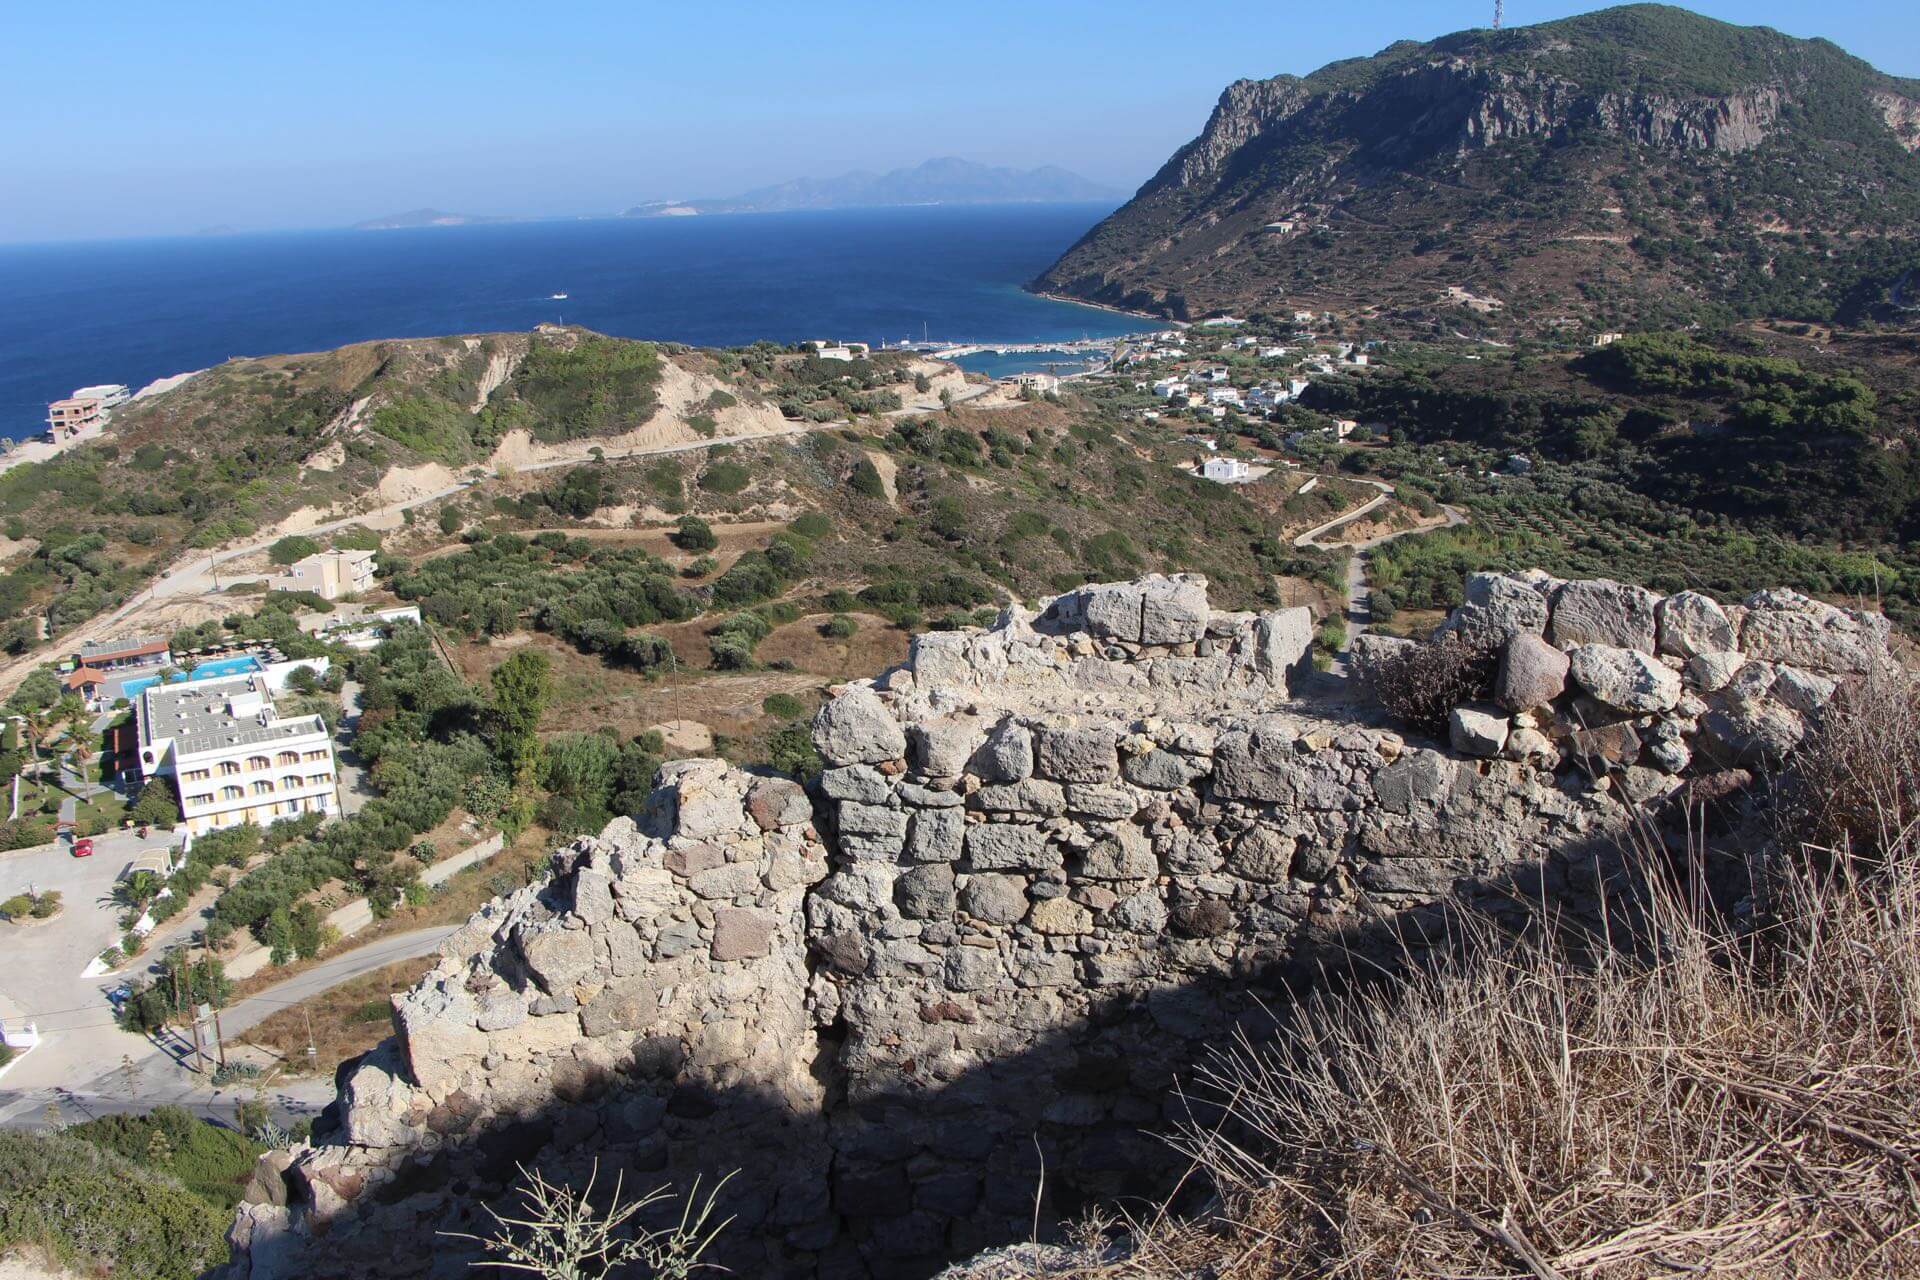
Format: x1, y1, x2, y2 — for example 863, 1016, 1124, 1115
351, 208, 521, 231
623, 156, 1119, 218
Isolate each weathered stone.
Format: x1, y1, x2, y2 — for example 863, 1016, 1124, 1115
821, 765, 892, 804
1065, 784, 1137, 820
579, 977, 657, 1038
654, 919, 700, 959
1440, 573, 1549, 648
1566, 721, 1642, 776
1079, 580, 1149, 642
710, 907, 776, 961
1108, 889, 1169, 933
1568, 644, 1682, 714
1139, 574, 1212, 644
965, 823, 1058, 871
1449, 705, 1509, 758
910, 716, 985, 778
1549, 579, 1659, 651
1687, 650, 1746, 693
1170, 899, 1233, 938
894, 865, 957, 919
971, 779, 1067, 816
1373, 750, 1457, 813
1699, 700, 1805, 766
837, 803, 908, 841
1033, 725, 1118, 783
1122, 748, 1201, 790
664, 842, 726, 878
1213, 719, 1298, 802
974, 720, 1033, 783
811, 685, 907, 766
1740, 589, 1889, 674
904, 807, 965, 863
897, 782, 963, 808
959, 873, 1029, 925
1495, 633, 1569, 712
745, 776, 812, 831
1079, 826, 1156, 881
655, 759, 748, 840
1028, 897, 1094, 935
1656, 591, 1736, 658
1349, 632, 1418, 693
520, 929, 597, 992
1227, 827, 1293, 882
688, 861, 761, 900
944, 946, 1002, 992
1771, 665, 1837, 715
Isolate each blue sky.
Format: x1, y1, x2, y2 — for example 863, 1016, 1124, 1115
3, 1, 1916, 242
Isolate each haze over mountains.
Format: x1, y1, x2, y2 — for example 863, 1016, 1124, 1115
1037, 4, 1920, 332
622, 157, 1120, 217
350, 159, 1118, 231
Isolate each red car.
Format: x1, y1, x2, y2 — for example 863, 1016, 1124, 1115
70, 837, 94, 859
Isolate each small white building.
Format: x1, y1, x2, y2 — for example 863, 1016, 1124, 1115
135, 673, 339, 836
1015, 372, 1061, 395
1332, 418, 1358, 441
1592, 332, 1624, 347
284, 549, 376, 601
1202, 457, 1252, 483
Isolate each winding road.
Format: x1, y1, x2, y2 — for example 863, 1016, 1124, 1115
1286, 473, 1467, 669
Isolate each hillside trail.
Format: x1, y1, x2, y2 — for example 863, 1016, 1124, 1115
1287, 473, 1466, 676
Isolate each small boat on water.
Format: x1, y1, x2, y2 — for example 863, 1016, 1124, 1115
549, 292, 569, 300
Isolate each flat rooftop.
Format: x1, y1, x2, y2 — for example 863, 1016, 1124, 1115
139, 673, 326, 758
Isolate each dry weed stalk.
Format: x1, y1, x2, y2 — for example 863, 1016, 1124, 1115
1022, 665, 1920, 1279
441, 1160, 732, 1279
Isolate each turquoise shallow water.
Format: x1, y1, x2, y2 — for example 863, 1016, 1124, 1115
0, 203, 1153, 442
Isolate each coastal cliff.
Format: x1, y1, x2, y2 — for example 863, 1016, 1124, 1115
223, 571, 1891, 1279
1035, 5, 1920, 329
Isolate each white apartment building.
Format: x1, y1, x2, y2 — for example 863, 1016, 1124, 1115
284, 548, 376, 601
135, 673, 338, 836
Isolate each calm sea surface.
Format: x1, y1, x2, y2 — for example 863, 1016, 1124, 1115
0, 203, 1152, 443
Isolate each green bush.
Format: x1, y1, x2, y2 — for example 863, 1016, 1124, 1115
699, 460, 751, 494
762, 692, 806, 720
823, 613, 858, 639
848, 458, 886, 499
0, 1128, 232, 1279
66, 1105, 265, 1210
674, 515, 718, 551
268, 534, 319, 565
790, 511, 832, 539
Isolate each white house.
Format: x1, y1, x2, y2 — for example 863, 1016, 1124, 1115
1207, 386, 1243, 405
1202, 457, 1252, 483
1332, 418, 1358, 441
135, 673, 339, 836
284, 549, 376, 601
1015, 372, 1061, 395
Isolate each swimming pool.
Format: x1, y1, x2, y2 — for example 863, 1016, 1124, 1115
120, 654, 263, 702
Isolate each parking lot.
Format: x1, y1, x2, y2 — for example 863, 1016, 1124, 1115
0, 827, 184, 1092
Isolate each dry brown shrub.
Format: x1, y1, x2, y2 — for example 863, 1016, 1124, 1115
1370, 633, 1496, 737
1772, 662, 1920, 864
1000, 671, 1920, 1280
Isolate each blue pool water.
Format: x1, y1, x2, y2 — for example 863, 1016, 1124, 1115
119, 655, 263, 702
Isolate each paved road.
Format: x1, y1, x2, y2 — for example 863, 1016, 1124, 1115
0, 925, 456, 1130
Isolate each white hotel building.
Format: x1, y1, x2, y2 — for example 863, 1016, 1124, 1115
135, 673, 340, 835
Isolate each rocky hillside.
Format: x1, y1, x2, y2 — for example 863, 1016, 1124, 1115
222, 570, 1893, 1279
1037, 5, 1920, 331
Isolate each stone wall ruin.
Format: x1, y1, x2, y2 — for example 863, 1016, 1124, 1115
223, 572, 1893, 1279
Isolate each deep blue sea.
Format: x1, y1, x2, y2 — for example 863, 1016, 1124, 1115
0, 203, 1151, 443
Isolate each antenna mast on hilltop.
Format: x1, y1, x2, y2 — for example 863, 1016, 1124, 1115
1493, 0, 1504, 29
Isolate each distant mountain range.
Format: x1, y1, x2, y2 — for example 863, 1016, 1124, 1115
351, 208, 521, 231
1036, 3, 1920, 331
623, 157, 1119, 218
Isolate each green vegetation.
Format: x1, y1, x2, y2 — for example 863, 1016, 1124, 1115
65, 1105, 267, 1210
510, 334, 662, 441
267, 534, 319, 564
0, 1127, 234, 1279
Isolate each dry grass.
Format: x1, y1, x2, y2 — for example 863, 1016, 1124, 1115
235, 955, 435, 1075
1017, 667, 1920, 1279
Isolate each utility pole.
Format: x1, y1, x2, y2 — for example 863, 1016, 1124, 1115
1493, 0, 1504, 29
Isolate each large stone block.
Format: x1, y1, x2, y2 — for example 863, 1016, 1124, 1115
1548, 578, 1659, 651
959, 873, 1029, 925
1139, 574, 1211, 645
905, 807, 965, 863
1740, 589, 1889, 674
520, 928, 598, 992
965, 823, 1058, 871
1655, 590, 1735, 658
1568, 644, 1681, 714
710, 907, 777, 961
1033, 725, 1119, 783
811, 685, 907, 766
1439, 573, 1549, 648
1495, 633, 1569, 712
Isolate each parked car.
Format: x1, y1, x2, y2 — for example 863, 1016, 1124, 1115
71, 837, 94, 858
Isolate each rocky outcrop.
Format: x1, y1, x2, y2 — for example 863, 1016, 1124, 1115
1398, 572, 1889, 777
224, 572, 1892, 1280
